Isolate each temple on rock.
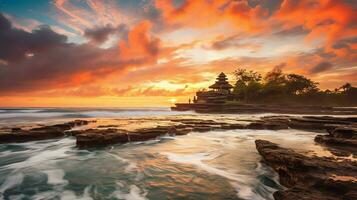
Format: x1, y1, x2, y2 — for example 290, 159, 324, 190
193, 72, 234, 104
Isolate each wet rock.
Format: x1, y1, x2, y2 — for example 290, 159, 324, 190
261, 116, 291, 124
128, 127, 170, 142
76, 129, 128, 148
67, 119, 93, 127
287, 120, 327, 130
264, 122, 289, 130
65, 130, 85, 136
0, 120, 93, 143
255, 139, 357, 200
315, 126, 357, 157
171, 119, 226, 127
246, 122, 266, 129
75, 126, 189, 147
171, 119, 215, 124
220, 123, 246, 130
30, 124, 72, 132
286, 116, 357, 131
97, 125, 119, 128
172, 127, 193, 135
193, 126, 213, 132
11, 127, 22, 132
0, 129, 64, 143
174, 124, 193, 129
315, 135, 357, 147
273, 186, 337, 200
329, 127, 357, 139
302, 116, 357, 124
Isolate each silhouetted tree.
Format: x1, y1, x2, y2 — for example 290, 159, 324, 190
285, 74, 318, 95
264, 67, 285, 85
230, 67, 356, 106
262, 68, 287, 96
233, 68, 262, 85
233, 68, 262, 101
340, 83, 352, 92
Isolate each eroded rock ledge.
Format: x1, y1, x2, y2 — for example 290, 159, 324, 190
255, 140, 357, 200
1, 115, 356, 154
0, 120, 92, 143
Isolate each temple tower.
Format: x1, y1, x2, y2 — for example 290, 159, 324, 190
208, 72, 233, 93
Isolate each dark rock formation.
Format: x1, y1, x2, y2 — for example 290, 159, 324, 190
264, 122, 289, 130
76, 128, 129, 148
246, 122, 266, 129
1, 115, 356, 153
315, 126, 357, 157
75, 125, 194, 148
0, 120, 91, 143
172, 103, 357, 115
220, 123, 246, 130
255, 140, 357, 200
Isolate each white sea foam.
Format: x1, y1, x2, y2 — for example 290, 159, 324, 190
6, 147, 70, 170
44, 169, 69, 185
162, 151, 265, 199
0, 173, 24, 193
0, 139, 74, 171
110, 153, 137, 172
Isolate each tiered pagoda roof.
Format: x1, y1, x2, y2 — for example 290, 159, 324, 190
209, 72, 233, 90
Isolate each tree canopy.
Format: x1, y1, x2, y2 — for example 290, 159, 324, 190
231, 67, 356, 106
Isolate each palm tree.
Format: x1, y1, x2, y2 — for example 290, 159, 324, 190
340, 83, 352, 92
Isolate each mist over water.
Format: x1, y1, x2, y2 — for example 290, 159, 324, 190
0, 108, 328, 199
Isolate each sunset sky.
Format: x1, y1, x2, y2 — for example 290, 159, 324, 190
0, 0, 356, 107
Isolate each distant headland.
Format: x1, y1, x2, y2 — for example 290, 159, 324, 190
172, 68, 357, 114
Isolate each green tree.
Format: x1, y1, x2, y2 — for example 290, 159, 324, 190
263, 68, 287, 96
264, 67, 286, 85
285, 74, 319, 95
233, 68, 262, 101
245, 81, 263, 101
233, 68, 262, 85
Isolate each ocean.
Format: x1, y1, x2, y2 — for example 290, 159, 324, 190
0, 108, 332, 200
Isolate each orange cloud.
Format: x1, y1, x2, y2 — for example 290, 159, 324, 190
0, 13, 161, 95
273, 0, 357, 46
119, 21, 160, 63
155, 0, 267, 32
1, 0, 357, 107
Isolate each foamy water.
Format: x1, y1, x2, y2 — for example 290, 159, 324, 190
0, 108, 333, 199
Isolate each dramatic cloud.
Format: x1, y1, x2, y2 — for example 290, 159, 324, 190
310, 61, 334, 74
274, 25, 309, 36
84, 25, 116, 44
210, 34, 261, 51
119, 21, 160, 61
0, 0, 356, 106
0, 14, 67, 62
0, 13, 160, 94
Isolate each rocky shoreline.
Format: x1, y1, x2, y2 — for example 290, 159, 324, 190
255, 140, 356, 200
172, 103, 357, 115
253, 116, 357, 200
0, 115, 356, 199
